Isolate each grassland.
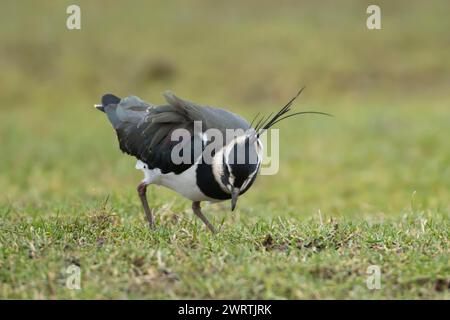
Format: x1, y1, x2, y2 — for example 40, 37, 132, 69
0, 0, 449, 299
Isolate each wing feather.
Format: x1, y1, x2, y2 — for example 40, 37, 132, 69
102, 91, 250, 174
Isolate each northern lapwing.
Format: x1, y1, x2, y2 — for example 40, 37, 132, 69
95, 89, 328, 233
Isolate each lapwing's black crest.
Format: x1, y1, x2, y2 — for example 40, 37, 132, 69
95, 89, 329, 233
251, 87, 332, 138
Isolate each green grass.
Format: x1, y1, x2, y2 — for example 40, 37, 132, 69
1, 206, 448, 299
0, 0, 449, 299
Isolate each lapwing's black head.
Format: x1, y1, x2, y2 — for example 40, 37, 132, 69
212, 133, 263, 211
212, 87, 332, 211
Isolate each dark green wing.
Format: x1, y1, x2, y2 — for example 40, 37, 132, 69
101, 91, 250, 174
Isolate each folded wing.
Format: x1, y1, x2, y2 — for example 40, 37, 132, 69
100, 91, 250, 174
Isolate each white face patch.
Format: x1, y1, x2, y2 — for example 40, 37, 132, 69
211, 147, 230, 193
211, 134, 263, 193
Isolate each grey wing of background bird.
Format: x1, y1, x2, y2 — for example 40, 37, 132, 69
103, 91, 250, 174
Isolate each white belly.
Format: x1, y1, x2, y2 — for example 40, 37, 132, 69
136, 160, 216, 202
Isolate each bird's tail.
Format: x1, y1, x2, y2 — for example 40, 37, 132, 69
94, 93, 121, 113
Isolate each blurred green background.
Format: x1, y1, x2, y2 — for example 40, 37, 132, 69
1, 0, 449, 300
1, 0, 449, 216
